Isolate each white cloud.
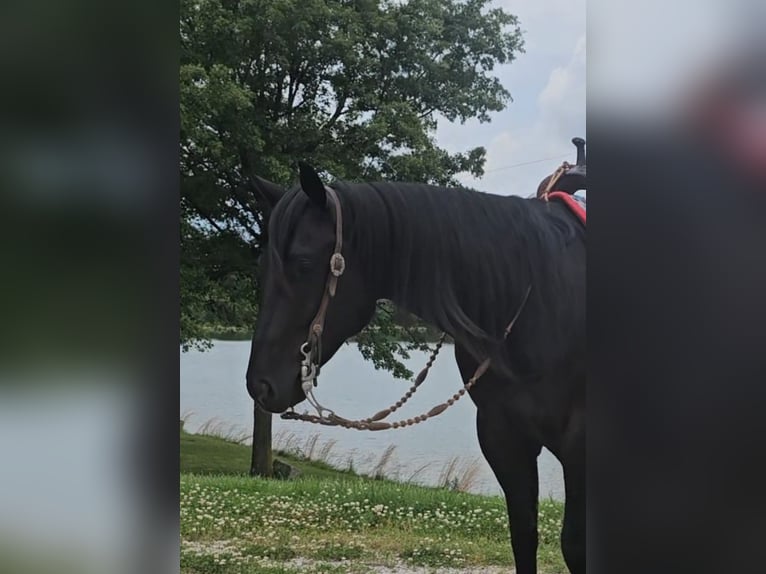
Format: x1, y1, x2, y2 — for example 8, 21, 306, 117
534, 34, 586, 148
482, 131, 522, 172
436, 1, 585, 196
451, 33, 586, 196
538, 35, 586, 129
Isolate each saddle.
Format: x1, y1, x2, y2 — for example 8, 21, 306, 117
536, 137, 587, 198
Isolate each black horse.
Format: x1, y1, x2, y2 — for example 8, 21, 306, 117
246, 163, 586, 574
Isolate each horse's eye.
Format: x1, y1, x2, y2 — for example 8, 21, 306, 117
287, 256, 312, 277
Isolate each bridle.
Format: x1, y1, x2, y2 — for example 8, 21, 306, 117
297, 185, 346, 416
283, 185, 531, 431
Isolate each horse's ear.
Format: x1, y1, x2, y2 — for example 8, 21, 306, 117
298, 161, 326, 209
249, 175, 285, 208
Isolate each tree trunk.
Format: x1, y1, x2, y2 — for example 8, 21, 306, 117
250, 404, 273, 477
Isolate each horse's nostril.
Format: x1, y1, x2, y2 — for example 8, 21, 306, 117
247, 375, 275, 404
258, 379, 276, 405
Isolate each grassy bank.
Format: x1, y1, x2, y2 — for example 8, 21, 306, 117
181, 431, 566, 573
181, 429, 357, 481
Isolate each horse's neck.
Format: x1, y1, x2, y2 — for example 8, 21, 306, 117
375, 192, 524, 333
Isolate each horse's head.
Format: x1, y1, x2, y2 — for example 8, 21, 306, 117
246, 163, 377, 413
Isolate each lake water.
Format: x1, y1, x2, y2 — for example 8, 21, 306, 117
180, 340, 564, 500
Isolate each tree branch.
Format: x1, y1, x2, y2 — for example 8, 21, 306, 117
320, 92, 349, 131
418, 106, 438, 119
287, 62, 304, 111
374, 301, 434, 349
184, 195, 227, 235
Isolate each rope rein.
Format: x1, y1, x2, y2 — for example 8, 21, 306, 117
282, 286, 531, 431
540, 161, 573, 201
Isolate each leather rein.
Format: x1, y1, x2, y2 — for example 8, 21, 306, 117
281, 185, 531, 431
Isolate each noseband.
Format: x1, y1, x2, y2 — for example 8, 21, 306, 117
286, 185, 531, 431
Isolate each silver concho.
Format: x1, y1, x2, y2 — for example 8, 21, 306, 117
330, 253, 346, 277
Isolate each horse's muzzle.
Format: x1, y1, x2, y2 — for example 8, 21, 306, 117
247, 377, 274, 405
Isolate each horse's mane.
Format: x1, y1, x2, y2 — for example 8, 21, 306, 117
270, 180, 585, 380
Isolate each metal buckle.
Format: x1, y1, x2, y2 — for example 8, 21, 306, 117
330, 253, 345, 277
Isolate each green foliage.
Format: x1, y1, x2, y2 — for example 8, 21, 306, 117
179, 0, 524, 364
180, 216, 259, 351
355, 301, 434, 380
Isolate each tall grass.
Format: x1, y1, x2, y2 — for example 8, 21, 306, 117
186, 415, 251, 444
437, 456, 483, 492
404, 461, 433, 485
303, 434, 320, 459
185, 419, 486, 493
274, 430, 338, 468
274, 432, 404, 483
371, 445, 398, 479
317, 438, 337, 462
273, 428, 299, 454
180, 409, 195, 428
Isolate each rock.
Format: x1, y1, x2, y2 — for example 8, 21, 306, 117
273, 458, 302, 480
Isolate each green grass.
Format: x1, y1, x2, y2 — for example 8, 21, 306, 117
180, 430, 567, 573
181, 431, 252, 475
181, 430, 358, 480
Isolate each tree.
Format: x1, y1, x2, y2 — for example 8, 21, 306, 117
179, 0, 524, 475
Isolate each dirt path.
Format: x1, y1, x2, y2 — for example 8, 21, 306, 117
182, 540, 517, 573
287, 557, 514, 573
365, 564, 513, 574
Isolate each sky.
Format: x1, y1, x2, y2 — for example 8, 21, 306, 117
435, 0, 585, 197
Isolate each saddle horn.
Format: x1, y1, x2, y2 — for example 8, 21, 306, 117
572, 137, 586, 166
